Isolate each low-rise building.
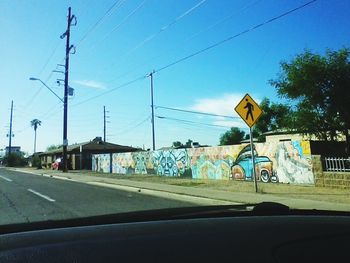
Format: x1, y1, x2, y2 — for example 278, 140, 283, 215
39, 137, 140, 170
5, 146, 21, 155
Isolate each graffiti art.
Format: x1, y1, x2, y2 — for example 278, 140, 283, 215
230, 144, 278, 183
92, 154, 110, 173
93, 140, 315, 185
152, 149, 190, 176
132, 152, 150, 174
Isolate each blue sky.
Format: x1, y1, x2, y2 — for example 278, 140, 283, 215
0, 0, 349, 154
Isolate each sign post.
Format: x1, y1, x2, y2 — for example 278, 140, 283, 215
249, 127, 258, 193
235, 94, 262, 193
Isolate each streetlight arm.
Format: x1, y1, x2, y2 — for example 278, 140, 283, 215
29, 77, 64, 103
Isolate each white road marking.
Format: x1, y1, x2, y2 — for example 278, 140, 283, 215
0, 175, 12, 182
27, 189, 56, 202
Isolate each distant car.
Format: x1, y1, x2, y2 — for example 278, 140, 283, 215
51, 158, 62, 170
231, 145, 278, 183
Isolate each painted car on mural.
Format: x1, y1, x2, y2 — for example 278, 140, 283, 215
231, 145, 278, 183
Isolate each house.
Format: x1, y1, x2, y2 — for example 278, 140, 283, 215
263, 129, 347, 143
39, 137, 140, 170
5, 146, 21, 155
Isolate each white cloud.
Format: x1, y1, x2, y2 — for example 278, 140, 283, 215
188, 93, 261, 129
188, 93, 246, 117
73, 80, 106, 90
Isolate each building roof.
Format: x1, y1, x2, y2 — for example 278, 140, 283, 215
262, 129, 299, 136
39, 137, 140, 156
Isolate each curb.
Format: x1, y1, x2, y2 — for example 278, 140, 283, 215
5, 168, 236, 205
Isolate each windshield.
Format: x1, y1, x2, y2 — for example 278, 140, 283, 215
1, 0, 350, 226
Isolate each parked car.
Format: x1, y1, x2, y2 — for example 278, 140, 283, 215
231, 145, 278, 183
51, 158, 62, 170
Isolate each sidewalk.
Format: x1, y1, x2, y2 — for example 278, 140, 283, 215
10, 167, 350, 211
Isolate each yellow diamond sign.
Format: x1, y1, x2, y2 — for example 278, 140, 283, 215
235, 94, 262, 128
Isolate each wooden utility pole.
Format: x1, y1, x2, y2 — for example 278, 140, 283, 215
8, 100, 13, 155
60, 7, 76, 172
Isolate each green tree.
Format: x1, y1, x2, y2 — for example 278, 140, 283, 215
172, 141, 183, 148
219, 127, 245, 145
185, 139, 193, 148
46, 144, 62, 152
254, 98, 293, 141
270, 48, 350, 145
30, 119, 41, 153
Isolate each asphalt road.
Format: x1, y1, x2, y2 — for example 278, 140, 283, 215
0, 168, 195, 225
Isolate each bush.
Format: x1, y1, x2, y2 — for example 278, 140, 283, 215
3, 153, 27, 167
32, 155, 42, 169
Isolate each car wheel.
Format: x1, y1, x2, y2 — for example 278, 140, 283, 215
260, 169, 270, 183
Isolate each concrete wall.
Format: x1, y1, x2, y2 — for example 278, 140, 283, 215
321, 172, 350, 188
92, 140, 315, 185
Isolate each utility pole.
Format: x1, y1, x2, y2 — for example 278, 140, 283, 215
104, 106, 106, 142
148, 71, 156, 151
60, 7, 76, 172
103, 106, 110, 142
8, 100, 13, 156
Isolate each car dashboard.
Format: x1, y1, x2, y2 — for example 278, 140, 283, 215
0, 204, 349, 262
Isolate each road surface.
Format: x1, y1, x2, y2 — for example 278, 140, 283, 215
0, 168, 196, 225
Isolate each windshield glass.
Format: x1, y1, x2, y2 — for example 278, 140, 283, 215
1, 0, 350, 226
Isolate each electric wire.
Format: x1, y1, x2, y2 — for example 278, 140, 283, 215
91, 0, 148, 50
156, 115, 236, 129
155, 105, 240, 119
76, 0, 126, 47
154, 0, 317, 74
72, 75, 147, 107
123, 0, 207, 57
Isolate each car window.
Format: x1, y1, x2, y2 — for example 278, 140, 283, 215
1, 0, 349, 226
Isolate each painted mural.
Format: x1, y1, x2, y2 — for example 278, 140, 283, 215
92, 140, 315, 184
152, 149, 190, 177
189, 146, 235, 180
92, 154, 110, 173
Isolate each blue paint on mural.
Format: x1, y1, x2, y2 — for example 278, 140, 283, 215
191, 155, 232, 180
292, 140, 305, 158
152, 149, 190, 176
92, 154, 110, 173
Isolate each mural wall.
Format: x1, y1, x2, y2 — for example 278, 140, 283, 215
92, 154, 111, 173
92, 140, 315, 184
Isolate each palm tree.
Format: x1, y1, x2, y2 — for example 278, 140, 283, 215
30, 119, 41, 153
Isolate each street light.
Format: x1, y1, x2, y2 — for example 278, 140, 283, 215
30, 77, 68, 172
29, 78, 63, 103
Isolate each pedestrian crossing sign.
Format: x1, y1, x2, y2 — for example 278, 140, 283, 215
234, 94, 262, 128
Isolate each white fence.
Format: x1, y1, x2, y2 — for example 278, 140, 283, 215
323, 157, 350, 172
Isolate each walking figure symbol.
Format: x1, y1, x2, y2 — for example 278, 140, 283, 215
244, 98, 254, 121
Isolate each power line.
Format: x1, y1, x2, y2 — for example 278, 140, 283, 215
155, 105, 240, 119
24, 86, 43, 110
37, 40, 62, 77
182, 0, 261, 44
123, 0, 207, 56
156, 115, 234, 129
105, 0, 261, 83
72, 75, 147, 107
104, 0, 207, 77
76, 0, 126, 47
154, 0, 317, 74
114, 115, 151, 135
92, 0, 148, 50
